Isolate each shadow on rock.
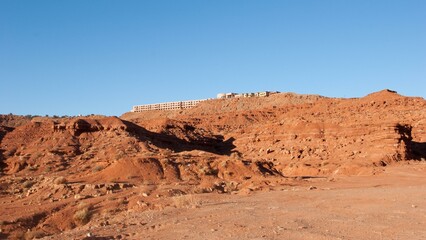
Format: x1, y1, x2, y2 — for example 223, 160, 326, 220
122, 120, 236, 155
408, 141, 426, 160
0, 149, 5, 171
0, 126, 14, 173
395, 124, 426, 161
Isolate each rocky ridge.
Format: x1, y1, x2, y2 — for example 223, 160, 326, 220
0, 89, 425, 239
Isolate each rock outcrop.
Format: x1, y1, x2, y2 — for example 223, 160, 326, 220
1, 89, 426, 238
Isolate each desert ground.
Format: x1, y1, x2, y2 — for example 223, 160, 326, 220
1, 89, 425, 239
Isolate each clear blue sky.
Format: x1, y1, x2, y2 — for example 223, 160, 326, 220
1, 0, 425, 116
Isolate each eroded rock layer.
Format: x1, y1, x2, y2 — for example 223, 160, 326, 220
0, 89, 425, 239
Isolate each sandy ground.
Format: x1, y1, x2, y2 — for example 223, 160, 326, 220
42, 163, 426, 240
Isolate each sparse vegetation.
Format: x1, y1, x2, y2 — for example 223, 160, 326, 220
22, 180, 34, 188
92, 165, 104, 172
224, 181, 239, 192
172, 194, 201, 209
53, 176, 67, 185
321, 161, 330, 166
73, 208, 91, 225
24, 115, 40, 119
73, 203, 93, 225
230, 151, 242, 160
28, 165, 38, 171
199, 166, 218, 176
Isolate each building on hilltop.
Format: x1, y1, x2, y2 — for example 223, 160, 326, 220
216, 91, 278, 99
216, 93, 238, 99
131, 91, 279, 112
131, 99, 205, 112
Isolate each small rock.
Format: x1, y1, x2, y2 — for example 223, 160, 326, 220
412, 204, 417, 208
142, 192, 149, 197
308, 186, 317, 190
86, 232, 93, 237
78, 185, 85, 191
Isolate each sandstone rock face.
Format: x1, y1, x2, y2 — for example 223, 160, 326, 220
158, 89, 426, 176
0, 89, 425, 238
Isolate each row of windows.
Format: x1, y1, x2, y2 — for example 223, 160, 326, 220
132, 100, 205, 112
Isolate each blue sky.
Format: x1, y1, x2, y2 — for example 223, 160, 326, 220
1, 0, 425, 116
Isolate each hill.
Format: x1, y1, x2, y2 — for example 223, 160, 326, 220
0, 89, 426, 239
